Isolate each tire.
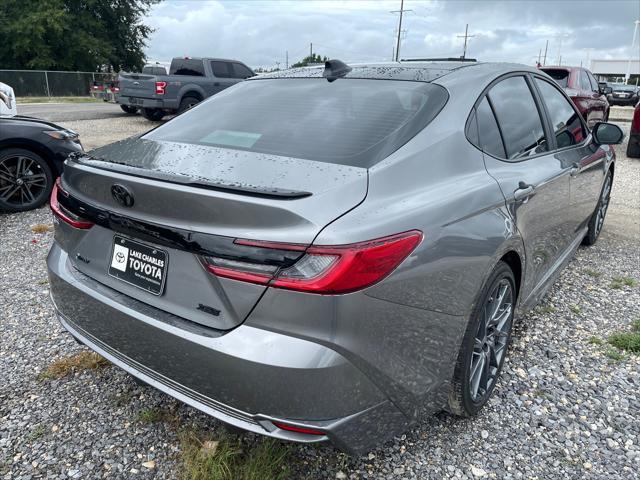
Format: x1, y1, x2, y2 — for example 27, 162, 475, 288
120, 105, 138, 114
178, 96, 200, 114
141, 108, 165, 121
448, 261, 516, 416
0, 148, 54, 213
583, 170, 612, 246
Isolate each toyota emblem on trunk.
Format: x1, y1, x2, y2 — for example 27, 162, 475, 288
111, 184, 134, 207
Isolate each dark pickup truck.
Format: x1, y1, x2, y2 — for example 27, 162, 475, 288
118, 57, 255, 121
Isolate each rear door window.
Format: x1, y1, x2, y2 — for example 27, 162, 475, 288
488, 76, 548, 160
211, 61, 233, 78
535, 78, 586, 148
475, 97, 506, 158
579, 70, 591, 91
232, 63, 254, 79
170, 59, 205, 76
145, 78, 448, 167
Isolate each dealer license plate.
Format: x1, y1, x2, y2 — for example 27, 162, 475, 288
108, 235, 167, 295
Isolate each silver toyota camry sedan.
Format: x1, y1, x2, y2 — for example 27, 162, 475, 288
47, 60, 624, 453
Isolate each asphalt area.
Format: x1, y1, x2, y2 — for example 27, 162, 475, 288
0, 106, 638, 479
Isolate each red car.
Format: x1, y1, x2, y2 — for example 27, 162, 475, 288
627, 101, 640, 158
540, 66, 610, 128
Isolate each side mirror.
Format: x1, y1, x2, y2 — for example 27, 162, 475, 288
593, 122, 624, 145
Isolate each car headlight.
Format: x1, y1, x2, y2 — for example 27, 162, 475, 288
43, 129, 79, 141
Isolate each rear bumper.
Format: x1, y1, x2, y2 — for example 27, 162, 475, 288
118, 96, 178, 110
47, 243, 409, 453
608, 97, 638, 106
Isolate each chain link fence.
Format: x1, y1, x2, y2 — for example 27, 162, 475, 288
0, 70, 117, 97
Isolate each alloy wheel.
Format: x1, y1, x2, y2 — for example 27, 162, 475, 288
469, 278, 513, 402
0, 155, 48, 208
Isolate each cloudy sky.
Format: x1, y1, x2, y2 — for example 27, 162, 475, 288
145, 0, 640, 69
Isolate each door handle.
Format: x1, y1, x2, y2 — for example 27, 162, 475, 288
514, 181, 535, 202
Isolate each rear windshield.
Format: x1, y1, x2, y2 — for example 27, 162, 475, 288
169, 59, 205, 76
142, 66, 167, 75
543, 69, 569, 88
145, 78, 448, 167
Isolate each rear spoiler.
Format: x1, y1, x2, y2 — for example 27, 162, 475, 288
66, 154, 312, 200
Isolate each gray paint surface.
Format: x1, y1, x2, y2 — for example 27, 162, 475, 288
47, 61, 615, 453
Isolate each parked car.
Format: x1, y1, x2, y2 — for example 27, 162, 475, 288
118, 57, 255, 121
0, 116, 82, 212
627, 101, 640, 157
607, 83, 640, 106
0, 82, 17, 116
47, 61, 623, 453
540, 66, 610, 127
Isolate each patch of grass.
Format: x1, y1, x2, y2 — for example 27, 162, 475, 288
608, 332, 640, 355
583, 268, 601, 278
179, 429, 290, 480
610, 276, 638, 289
27, 424, 46, 442
587, 336, 603, 346
537, 304, 556, 314
136, 407, 174, 424
38, 351, 109, 380
37, 278, 49, 285
604, 348, 625, 362
17, 96, 101, 104
569, 304, 582, 315
31, 223, 53, 233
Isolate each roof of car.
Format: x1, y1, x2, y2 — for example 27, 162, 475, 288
253, 61, 543, 83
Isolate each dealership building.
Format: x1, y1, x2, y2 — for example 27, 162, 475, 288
590, 59, 640, 84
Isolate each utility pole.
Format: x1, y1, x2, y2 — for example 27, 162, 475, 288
390, 0, 412, 62
625, 20, 640, 83
310, 43, 313, 59
286, 50, 288, 69
457, 24, 476, 60
538, 49, 542, 65
543, 39, 549, 65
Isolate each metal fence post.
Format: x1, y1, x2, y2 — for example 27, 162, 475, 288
44, 71, 51, 97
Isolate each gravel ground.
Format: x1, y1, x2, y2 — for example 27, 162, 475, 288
1, 116, 638, 479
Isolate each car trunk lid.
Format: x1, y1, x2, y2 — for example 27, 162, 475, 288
57, 137, 367, 330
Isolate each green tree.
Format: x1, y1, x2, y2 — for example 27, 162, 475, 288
291, 53, 329, 68
0, 0, 160, 72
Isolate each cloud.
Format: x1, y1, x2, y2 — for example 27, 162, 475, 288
144, 0, 640, 69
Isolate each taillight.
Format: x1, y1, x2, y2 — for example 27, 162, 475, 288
203, 231, 422, 294
155, 81, 167, 95
50, 178, 93, 229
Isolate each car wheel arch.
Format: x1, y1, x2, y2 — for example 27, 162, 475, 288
0, 140, 59, 176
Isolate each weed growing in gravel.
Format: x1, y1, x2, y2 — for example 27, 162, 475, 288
610, 276, 638, 289
569, 304, 582, 315
537, 304, 556, 314
607, 320, 640, 355
27, 424, 46, 442
583, 268, 602, 278
30, 224, 53, 233
136, 407, 178, 424
604, 348, 625, 362
37, 278, 49, 285
38, 351, 109, 380
587, 337, 603, 346
179, 428, 290, 480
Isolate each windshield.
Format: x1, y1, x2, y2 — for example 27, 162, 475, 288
613, 84, 636, 91
542, 69, 569, 88
145, 78, 448, 168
